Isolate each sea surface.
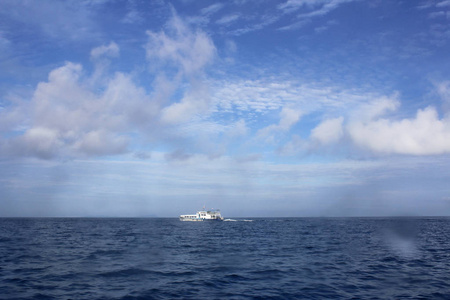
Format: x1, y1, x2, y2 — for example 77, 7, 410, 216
1, 217, 450, 299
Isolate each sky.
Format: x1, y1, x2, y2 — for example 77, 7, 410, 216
1, 0, 450, 217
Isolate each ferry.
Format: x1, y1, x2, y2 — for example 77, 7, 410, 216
179, 208, 224, 221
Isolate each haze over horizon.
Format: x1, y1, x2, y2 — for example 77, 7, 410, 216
1, 0, 450, 217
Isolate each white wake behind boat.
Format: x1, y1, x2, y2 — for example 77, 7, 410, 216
179, 209, 224, 221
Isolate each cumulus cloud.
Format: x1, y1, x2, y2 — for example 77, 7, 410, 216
282, 90, 450, 156
311, 117, 344, 145
73, 130, 128, 156
160, 80, 211, 124
304, 91, 450, 156
1, 61, 159, 159
3, 16, 449, 161
257, 107, 303, 142
146, 13, 216, 124
90, 42, 119, 60
145, 14, 216, 76
0, 14, 220, 159
278, 107, 303, 130
348, 105, 450, 155
18, 127, 62, 159
351, 95, 400, 121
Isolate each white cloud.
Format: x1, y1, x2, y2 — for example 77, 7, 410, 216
146, 14, 216, 124
122, 9, 143, 24
19, 127, 62, 159
228, 119, 249, 137
216, 14, 240, 25
186, 15, 210, 27
303, 0, 356, 17
161, 81, 211, 124
348, 105, 450, 155
225, 39, 237, 53
212, 78, 374, 115
428, 11, 447, 18
350, 95, 400, 121
201, 3, 224, 15
278, 19, 310, 31
314, 19, 339, 32
90, 42, 119, 60
279, 0, 356, 14
4, 28, 449, 160
437, 0, 450, 8
278, 0, 357, 30
2, 61, 158, 159
436, 81, 450, 112
228, 14, 280, 36
279, 107, 303, 130
281, 90, 450, 156
145, 14, 216, 76
257, 107, 302, 141
311, 117, 344, 145
279, 0, 328, 11
0, 88, 32, 133
73, 130, 128, 155
0, 15, 220, 159
11, 62, 450, 160
0, 15, 222, 159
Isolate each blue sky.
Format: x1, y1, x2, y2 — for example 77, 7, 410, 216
1, 0, 450, 217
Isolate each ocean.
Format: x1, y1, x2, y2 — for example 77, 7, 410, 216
1, 217, 449, 299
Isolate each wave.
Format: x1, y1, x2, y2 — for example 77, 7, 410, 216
1, 217, 448, 299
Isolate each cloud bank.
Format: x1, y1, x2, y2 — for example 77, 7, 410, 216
2, 11, 450, 161
0, 14, 217, 159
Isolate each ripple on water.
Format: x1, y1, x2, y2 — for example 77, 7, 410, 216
1, 217, 450, 299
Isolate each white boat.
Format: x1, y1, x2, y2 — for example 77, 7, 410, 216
179, 209, 224, 221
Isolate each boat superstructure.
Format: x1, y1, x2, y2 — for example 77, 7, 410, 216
179, 209, 224, 221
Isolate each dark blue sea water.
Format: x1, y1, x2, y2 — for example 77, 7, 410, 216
1, 217, 450, 299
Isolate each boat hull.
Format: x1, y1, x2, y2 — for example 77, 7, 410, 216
179, 217, 223, 221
